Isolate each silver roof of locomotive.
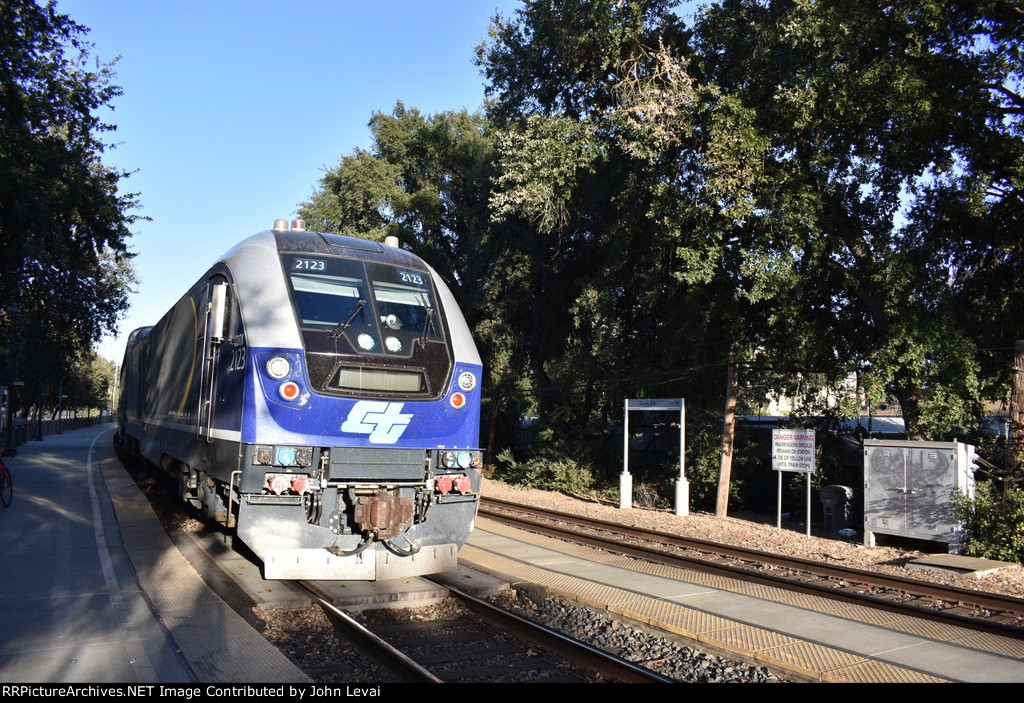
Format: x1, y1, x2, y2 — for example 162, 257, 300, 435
216, 229, 481, 366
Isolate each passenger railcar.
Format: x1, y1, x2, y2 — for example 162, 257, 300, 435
116, 220, 483, 580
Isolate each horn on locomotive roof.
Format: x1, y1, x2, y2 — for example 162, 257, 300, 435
273, 219, 307, 232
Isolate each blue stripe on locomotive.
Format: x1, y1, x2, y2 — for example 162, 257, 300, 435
229, 346, 481, 449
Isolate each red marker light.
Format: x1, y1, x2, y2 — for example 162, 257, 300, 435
280, 381, 301, 401
450, 392, 466, 409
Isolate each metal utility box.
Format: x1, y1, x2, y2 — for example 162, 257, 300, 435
863, 440, 976, 553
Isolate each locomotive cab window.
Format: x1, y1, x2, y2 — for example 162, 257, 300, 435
367, 262, 444, 356
283, 255, 444, 358
290, 272, 364, 326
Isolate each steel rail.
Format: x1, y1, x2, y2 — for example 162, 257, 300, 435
479, 496, 1024, 638
297, 583, 442, 683
428, 577, 675, 683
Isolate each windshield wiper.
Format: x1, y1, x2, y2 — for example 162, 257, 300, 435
420, 306, 437, 345
330, 299, 365, 339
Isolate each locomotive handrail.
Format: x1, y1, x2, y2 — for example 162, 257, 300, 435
228, 470, 240, 528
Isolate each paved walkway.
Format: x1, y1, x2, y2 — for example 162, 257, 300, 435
0, 424, 306, 683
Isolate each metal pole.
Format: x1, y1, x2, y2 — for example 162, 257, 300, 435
806, 473, 811, 537
675, 401, 688, 516
777, 471, 782, 531
620, 399, 632, 510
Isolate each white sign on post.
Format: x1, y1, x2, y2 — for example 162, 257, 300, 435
772, 429, 816, 474
772, 428, 815, 535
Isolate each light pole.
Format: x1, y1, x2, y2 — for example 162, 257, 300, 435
4, 303, 21, 457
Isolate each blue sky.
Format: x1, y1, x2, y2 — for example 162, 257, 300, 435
55, 0, 525, 362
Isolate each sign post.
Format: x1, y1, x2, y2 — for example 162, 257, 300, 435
623, 398, 686, 515
772, 428, 815, 536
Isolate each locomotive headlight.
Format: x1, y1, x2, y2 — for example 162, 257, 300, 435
266, 356, 291, 379
458, 371, 477, 392
385, 336, 402, 352
357, 333, 376, 350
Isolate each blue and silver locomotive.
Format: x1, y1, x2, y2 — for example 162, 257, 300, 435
117, 220, 483, 580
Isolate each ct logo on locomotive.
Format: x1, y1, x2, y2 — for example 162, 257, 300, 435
341, 401, 413, 444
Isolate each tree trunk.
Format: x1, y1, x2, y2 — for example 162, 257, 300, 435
716, 358, 738, 517
890, 380, 925, 440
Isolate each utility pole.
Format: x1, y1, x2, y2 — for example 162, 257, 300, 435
1006, 340, 1024, 500
716, 357, 738, 517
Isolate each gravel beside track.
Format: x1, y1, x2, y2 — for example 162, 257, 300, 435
489, 588, 778, 682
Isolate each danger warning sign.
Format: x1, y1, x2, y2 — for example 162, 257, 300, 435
772, 429, 816, 474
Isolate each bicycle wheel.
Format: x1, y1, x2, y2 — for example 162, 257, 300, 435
0, 464, 11, 508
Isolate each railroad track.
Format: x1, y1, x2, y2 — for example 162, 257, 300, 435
479, 496, 1024, 639
295, 580, 674, 683
119, 449, 675, 682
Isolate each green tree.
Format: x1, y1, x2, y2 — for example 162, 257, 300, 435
472, 0, 1024, 511
1, 0, 138, 416
476, 0, 773, 479
689, 0, 1024, 438
476, 0, 688, 124
10, 249, 134, 418
301, 103, 496, 326
482, 0, 1024, 439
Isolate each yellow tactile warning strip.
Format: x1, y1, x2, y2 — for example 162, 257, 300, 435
954, 632, 1024, 660
464, 519, 962, 683
474, 517, 1023, 663
459, 542, 943, 683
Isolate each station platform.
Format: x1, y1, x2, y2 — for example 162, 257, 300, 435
460, 517, 1024, 683
0, 424, 308, 684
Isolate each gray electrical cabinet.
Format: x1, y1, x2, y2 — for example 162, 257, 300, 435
863, 440, 976, 553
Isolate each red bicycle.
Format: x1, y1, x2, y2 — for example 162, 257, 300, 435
0, 456, 11, 508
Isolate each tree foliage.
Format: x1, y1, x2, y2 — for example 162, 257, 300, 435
301, 103, 495, 326
953, 482, 1024, 563
474, 0, 1023, 440
0, 1, 138, 418
688, 0, 1024, 438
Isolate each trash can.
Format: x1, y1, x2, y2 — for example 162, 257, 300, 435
819, 485, 854, 531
